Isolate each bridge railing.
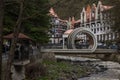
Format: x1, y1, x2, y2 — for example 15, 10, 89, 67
41, 43, 63, 49
41, 49, 118, 54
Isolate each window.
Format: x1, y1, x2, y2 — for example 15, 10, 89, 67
97, 28, 99, 32
100, 28, 102, 31
94, 29, 96, 33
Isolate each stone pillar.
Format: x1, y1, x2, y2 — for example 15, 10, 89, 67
63, 37, 65, 49
12, 60, 30, 80
109, 33, 111, 40
99, 34, 102, 41
101, 34, 103, 41
11, 65, 25, 80
105, 34, 107, 41
113, 33, 115, 40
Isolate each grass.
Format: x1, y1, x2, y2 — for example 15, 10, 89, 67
37, 60, 90, 80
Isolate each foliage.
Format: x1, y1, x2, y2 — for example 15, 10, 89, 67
0, 0, 4, 79
108, 0, 120, 42
38, 60, 90, 80
25, 61, 47, 80
4, 0, 120, 43
49, 0, 120, 41
48, 0, 115, 19
4, 0, 50, 43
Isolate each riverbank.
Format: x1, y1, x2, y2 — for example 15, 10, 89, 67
27, 61, 95, 80
54, 55, 120, 80
25, 51, 120, 80
79, 61, 120, 80
39, 61, 93, 80
59, 54, 120, 80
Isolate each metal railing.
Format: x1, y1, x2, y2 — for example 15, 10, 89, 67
41, 43, 63, 49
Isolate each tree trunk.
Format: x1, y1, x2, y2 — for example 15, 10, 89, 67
0, 0, 4, 80
5, 0, 24, 80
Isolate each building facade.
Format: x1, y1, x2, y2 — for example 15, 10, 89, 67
48, 8, 67, 44
79, 1, 117, 42
49, 1, 117, 44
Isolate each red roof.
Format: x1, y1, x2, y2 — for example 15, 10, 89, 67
64, 29, 73, 35
102, 5, 113, 11
49, 7, 58, 17
4, 33, 31, 40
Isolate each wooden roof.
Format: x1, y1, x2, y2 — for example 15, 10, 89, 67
3, 33, 31, 40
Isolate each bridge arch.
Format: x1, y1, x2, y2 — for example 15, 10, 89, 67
63, 27, 97, 52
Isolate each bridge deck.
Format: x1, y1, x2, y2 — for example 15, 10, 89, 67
41, 49, 118, 54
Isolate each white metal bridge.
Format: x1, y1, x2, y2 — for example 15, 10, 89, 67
41, 49, 117, 54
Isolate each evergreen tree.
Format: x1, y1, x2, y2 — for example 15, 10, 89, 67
0, 0, 4, 80
4, 0, 50, 43
4, 0, 50, 80
48, 0, 117, 19
111, 0, 120, 42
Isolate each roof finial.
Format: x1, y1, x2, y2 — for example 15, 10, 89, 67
49, 7, 58, 17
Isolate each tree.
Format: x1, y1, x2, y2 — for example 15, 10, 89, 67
4, 0, 50, 80
0, 0, 4, 80
4, 0, 50, 43
111, 0, 120, 42
5, 0, 24, 80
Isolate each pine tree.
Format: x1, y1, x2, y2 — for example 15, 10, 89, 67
4, 0, 50, 80
0, 0, 4, 80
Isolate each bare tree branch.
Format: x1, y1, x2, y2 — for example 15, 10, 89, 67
22, 0, 62, 20
5, 0, 24, 80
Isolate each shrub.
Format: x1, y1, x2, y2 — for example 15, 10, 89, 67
25, 62, 47, 80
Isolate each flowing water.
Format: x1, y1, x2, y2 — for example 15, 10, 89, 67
79, 61, 120, 80
55, 55, 120, 80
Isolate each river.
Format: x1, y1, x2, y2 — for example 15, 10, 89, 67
79, 61, 120, 80
55, 55, 120, 80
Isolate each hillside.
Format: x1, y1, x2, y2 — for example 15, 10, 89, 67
49, 0, 115, 20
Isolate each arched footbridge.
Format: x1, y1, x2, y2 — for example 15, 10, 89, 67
66, 27, 97, 52
41, 27, 118, 54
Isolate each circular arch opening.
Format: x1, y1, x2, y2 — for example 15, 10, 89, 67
67, 27, 97, 52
